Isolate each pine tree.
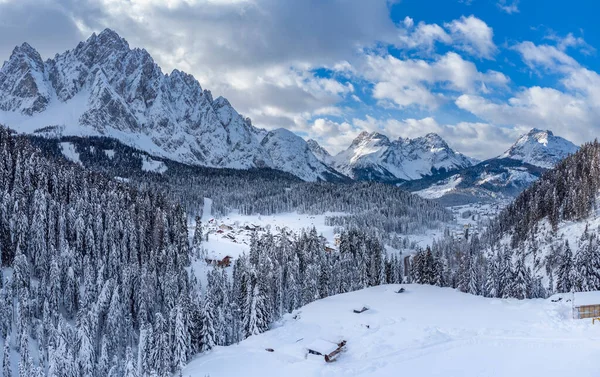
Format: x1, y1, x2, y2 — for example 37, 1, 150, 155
124, 346, 138, 377
173, 304, 189, 370
512, 255, 530, 300
200, 291, 216, 352
557, 241, 574, 293
3, 335, 11, 377
191, 216, 204, 259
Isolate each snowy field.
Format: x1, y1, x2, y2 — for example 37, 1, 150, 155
184, 285, 600, 377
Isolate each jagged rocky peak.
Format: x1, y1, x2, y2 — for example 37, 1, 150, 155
306, 139, 333, 165
0, 42, 50, 114
261, 128, 346, 182
501, 128, 579, 169
351, 131, 390, 146
417, 133, 450, 149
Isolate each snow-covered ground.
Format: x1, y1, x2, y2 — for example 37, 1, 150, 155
416, 174, 462, 199
59, 142, 82, 165
184, 284, 600, 377
194, 211, 342, 262
141, 155, 168, 173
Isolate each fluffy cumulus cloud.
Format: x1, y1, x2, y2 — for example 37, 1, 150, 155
455, 35, 600, 147
445, 16, 497, 59
360, 52, 508, 109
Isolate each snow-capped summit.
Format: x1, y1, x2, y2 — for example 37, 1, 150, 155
333, 131, 474, 182
306, 139, 334, 166
0, 29, 349, 181
500, 128, 579, 168
262, 129, 347, 182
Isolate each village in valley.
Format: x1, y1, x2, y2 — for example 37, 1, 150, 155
196, 212, 341, 269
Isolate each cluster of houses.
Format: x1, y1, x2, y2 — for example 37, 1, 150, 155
202, 218, 340, 268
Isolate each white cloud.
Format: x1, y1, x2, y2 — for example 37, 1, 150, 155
497, 0, 519, 14
456, 87, 597, 145
298, 118, 359, 154
360, 52, 508, 109
513, 41, 580, 72
397, 18, 452, 53
445, 15, 497, 59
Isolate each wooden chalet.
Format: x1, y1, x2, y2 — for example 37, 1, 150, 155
205, 255, 233, 268
573, 291, 600, 319
306, 339, 346, 362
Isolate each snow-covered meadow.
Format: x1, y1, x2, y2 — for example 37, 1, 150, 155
185, 284, 600, 377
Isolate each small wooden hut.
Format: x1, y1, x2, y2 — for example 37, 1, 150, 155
306, 339, 346, 362
572, 291, 600, 319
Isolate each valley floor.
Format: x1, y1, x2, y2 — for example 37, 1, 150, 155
184, 285, 600, 377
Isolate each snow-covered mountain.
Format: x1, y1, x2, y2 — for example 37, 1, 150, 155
403, 129, 579, 204
0, 29, 344, 182
261, 129, 347, 182
333, 131, 475, 182
500, 128, 579, 169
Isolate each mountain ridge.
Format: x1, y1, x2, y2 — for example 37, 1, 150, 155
0, 28, 339, 182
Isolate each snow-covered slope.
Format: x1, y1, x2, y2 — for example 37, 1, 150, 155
334, 131, 474, 182
261, 129, 347, 182
0, 29, 344, 182
184, 284, 600, 377
402, 158, 545, 205
500, 128, 579, 169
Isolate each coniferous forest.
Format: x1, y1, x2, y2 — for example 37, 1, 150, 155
0, 128, 406, 376
2, 126, 600, 376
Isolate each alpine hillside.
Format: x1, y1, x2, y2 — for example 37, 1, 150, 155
0, 29, 343, 182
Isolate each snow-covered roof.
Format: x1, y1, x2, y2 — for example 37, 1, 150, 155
573, 291, 600, 307
306, 339, 339, 355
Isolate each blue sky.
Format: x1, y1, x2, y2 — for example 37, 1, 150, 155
0, 0, 598, 159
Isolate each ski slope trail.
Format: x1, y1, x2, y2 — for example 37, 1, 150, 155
185, 285, 600, 377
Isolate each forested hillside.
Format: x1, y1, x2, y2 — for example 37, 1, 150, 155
413, 141, 600, 299
0, 126, 408, 376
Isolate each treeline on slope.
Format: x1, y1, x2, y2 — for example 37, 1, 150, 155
0, 127, 403, 376
410, 141, 600, 299
28, 135, 452, 237
488, 140, 600, 247
409, 236, 547, 300
411, 227, 600, 299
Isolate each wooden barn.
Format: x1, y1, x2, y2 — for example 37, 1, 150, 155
306, 339, 346, 362
572, 291, 600, 319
